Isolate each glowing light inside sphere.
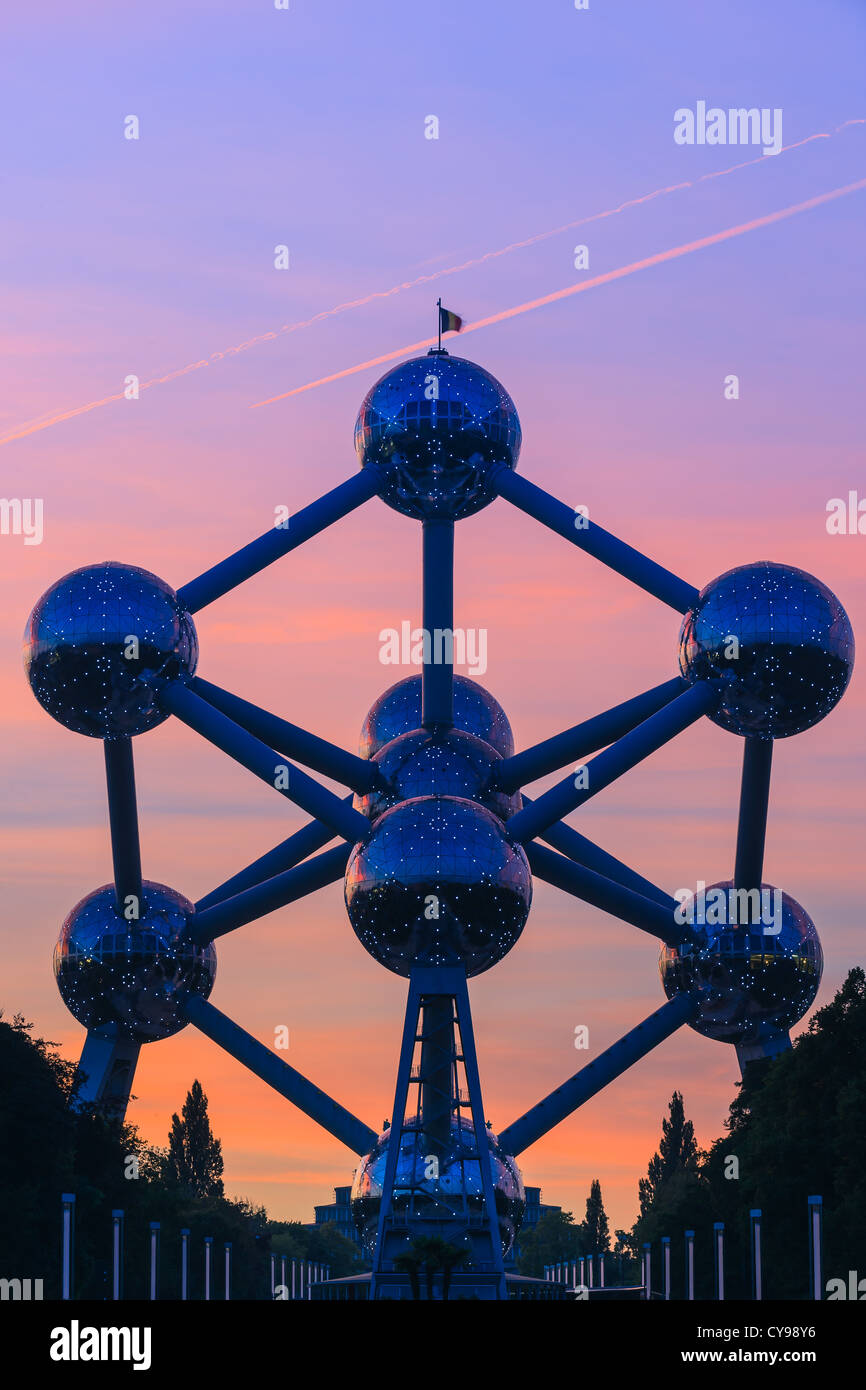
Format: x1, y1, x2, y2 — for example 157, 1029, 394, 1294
659, 882, 822, 1043
24, 561, 198, 739
351, 1116, 525, 1258
678, 561, 854, 738
345, 795, 531, 977
354, 351, 521, 520
54, 881, 215, 1042
359, 674, 515, 759
355, 727, 520, 823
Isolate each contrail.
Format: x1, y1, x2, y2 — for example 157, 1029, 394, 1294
1, 119, 862, 447
250, 178, 866, 407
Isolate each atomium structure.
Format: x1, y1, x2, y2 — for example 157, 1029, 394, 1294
24, 343, 854, 1299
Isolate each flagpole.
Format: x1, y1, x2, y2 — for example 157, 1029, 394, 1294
436, 298, 442, 351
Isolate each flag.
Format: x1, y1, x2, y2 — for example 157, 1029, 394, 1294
439, 306, 463, 335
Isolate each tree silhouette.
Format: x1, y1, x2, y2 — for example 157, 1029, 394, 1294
582, 1178, 610, 1253
638, 1090, 698, 1217
165, 1080, 224, 1198
393, 1245, 423, 1299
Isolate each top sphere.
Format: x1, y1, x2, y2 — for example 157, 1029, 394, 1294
354, 352, 521, 520
359, 675, 515, 759
678, 561, 854, 738
23, 562, 198, 739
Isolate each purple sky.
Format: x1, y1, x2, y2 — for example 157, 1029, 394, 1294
1, 0, 865, 1233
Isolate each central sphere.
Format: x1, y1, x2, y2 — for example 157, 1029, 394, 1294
344, 796, 531, 977
351, 1116, 526, 1258
354, 352, 521, 520
23, 561, 198, 739
659, 882, 822, 1044
54, 881, 216, 1042
355, 727, 520, 823
359, 674, 515, 759
678, 561, 854, 738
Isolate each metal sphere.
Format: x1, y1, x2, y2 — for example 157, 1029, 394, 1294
24, 562, 198, 739
344, 795, 532, 977
351, 1116, 526, 1258
659, 882, 822, 1043
359, 674, 515, 759
54, 881, 216, 1042
354, 351, 521, 520
678, 561, 854, 738
354, 728, 521, 823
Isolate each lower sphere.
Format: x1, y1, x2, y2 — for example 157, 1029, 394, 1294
54, 881, 216, 1042
344, 795, 531, 977
350, 1116, 526, 1258
659, 882, 822, 1043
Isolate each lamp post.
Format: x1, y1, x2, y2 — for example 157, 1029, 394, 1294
685, 1230, 695, 1301
111, 1209, 123, 1301
61, 1193, 75, 1301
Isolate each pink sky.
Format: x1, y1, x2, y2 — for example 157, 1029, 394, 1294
2, 0, 865, 1235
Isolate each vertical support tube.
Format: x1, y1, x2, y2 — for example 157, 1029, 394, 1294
685, 1230, 695, 1301
224, 1242, 232, 1301
270, 1252, 276, 1299
421, 519, 455, 729
420, 994, 454, 1151
662, 1237, 671, 1301
734, 737, 773, 890
599, 1252, 605, 1288
111, 1209, 124, 1301
642, 1244, 651, 1299
453, 973, 507, 1297
808, 1195, 823, 1301
149, 1222, 160, 1301
280, 1255, 287, 1298
104, 737, 143, 912
714, 1222, 725, 1301
61, 1194, 75, 1301
750, 1209, 762, 1301
291, 1259, 297, 1301
204, 1238, 213, 1301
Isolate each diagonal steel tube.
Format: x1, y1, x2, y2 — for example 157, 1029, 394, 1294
495, 677, 687, 792
158, 681, 370, 843
191, 844, 350, 943
493, 466, 699, 613
190, 676, 378, 793
182, 995, 377, 1155
497, 993, 700, 1155
525, 842, 690, 948
177, 469, 381, 613
507, 681, 717, 843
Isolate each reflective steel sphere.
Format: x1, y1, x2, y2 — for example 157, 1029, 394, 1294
54, 881, 216, 1041
359, 674, 515, 759
678, 561, 854, 738
351, 1116, 525, 1258
355, 728, 520, 822
345, 795, 531, 976
24, 562, 198, 739
659, 882, 822, 1043
355, 351, 521, 520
